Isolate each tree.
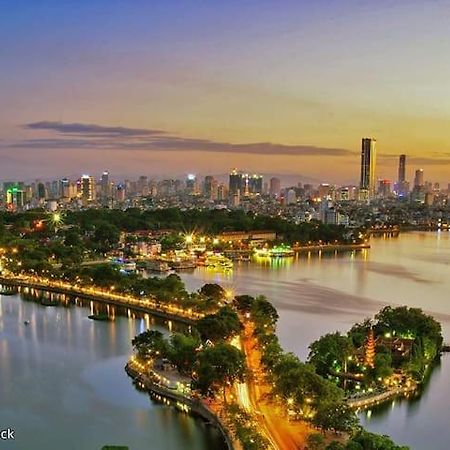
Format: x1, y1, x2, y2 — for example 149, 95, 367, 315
196, 306, 242, 342
233, 294, 255, 313
325, 442, 347, 450
196, 343, 246, 400
306, 433, 325, 450
308, 332, 354, 377
349, 430, 410, 450
168, 333, 200, 374
348, 318, 372, 348
372, 352, 393, 381
132, 330, 168, 359
374, 306, 442, 349
251, 296, 279, 329
199, 283, 226, 303
312, 402, 358, 433
92, 221, 120, 253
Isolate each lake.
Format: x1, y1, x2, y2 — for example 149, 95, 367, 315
179, 231, 450, 450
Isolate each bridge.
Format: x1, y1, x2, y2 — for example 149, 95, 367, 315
0, 275, 202, 325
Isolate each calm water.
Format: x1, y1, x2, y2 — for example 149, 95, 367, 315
1, 232, 449, 450
179, 231, 450, 450
0, 295, 226, 450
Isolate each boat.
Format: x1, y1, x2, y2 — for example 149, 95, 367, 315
0, 287, 19, 296
168, 258, 197, 270
111, 258, 137, 273
120, 261, 137, 273
145, 260, 171, 272
269, 245, 295, 257
88, 313, 112, 321
205, 254, 233, 271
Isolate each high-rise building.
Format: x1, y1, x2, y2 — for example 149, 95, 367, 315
286, 189, 297, 205
228, 169, 262, 197
116, 183, 126, 202
204, 176, 218, 200
318, 183, 331, 199
398, 155, 406, 183
248, 174, 263, 195
217, 184, 228, 201
4, 182, 25, 210
37, 182, 46, 200
100, 171, 109, 192
137, 175, 148, 196
360, 138, 377, 198
269, 177, 281, 197
229, 169, 242, 195
60, 178, 70, 198
80, 174, 95, 204
378, 179, 391, 198
395, 155, 409, 197
414, 169, 424, 188
186, 174, 198, 195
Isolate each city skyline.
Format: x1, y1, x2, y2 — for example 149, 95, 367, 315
1, 1, 450, 183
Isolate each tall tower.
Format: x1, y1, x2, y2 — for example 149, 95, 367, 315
414, 169, 424, 188
269, 177, 281, 197
229, 169, 242, 196
360, 138, 377, 198
398, 155, 406, 183
100, 171, 110, 202
395, 155, 409, 197
80, 174, 95, 205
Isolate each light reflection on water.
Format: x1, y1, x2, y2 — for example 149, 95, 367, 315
179, 231, 450, 450
0, 292, 226, 450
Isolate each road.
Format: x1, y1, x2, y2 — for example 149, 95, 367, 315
232, 329, 309, 450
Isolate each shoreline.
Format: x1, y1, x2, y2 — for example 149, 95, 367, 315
347, 383, 418, 410
0, 275, 200, 325
292, 242, 370, 253
124, 361, 235, 450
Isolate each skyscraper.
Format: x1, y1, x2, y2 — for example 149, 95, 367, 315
395, 155, 409, 196
229, 169, 242, 195
414, 169, 424, 188
204, 175, 218, 200
80, 174, 95, 204
360, 138, 377, 198
186, 174, 198, 195
398, 155, 406, 183
248, 174, 263, 195
269, 177, 281, 197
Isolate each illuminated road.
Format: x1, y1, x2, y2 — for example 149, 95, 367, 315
234, 324, 314, 450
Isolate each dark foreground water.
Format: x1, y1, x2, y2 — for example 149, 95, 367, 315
0, 295, 226, 450
179, 231, 450, 450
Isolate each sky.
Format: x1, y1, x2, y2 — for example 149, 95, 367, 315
1, 0, 450, 184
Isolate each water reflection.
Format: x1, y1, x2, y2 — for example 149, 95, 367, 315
0, 291, 225, 450
179, 232, 450, 449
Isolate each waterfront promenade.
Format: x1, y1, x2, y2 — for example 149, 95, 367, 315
347, 383, 417, 409
0, 274, 202, 325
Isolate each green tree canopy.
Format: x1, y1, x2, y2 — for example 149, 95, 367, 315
308, 332, 354, 377
196, 342, 246, 399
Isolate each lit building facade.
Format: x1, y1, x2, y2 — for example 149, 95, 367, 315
360, 138, 377, 198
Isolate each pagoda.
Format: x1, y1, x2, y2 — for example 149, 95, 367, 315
364, 328, 376, 368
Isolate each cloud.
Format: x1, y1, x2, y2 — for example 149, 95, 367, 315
14, 121, 354, 157
378, 153, 450, 166
24, 121, 165, 137
408, 157, 450, 166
